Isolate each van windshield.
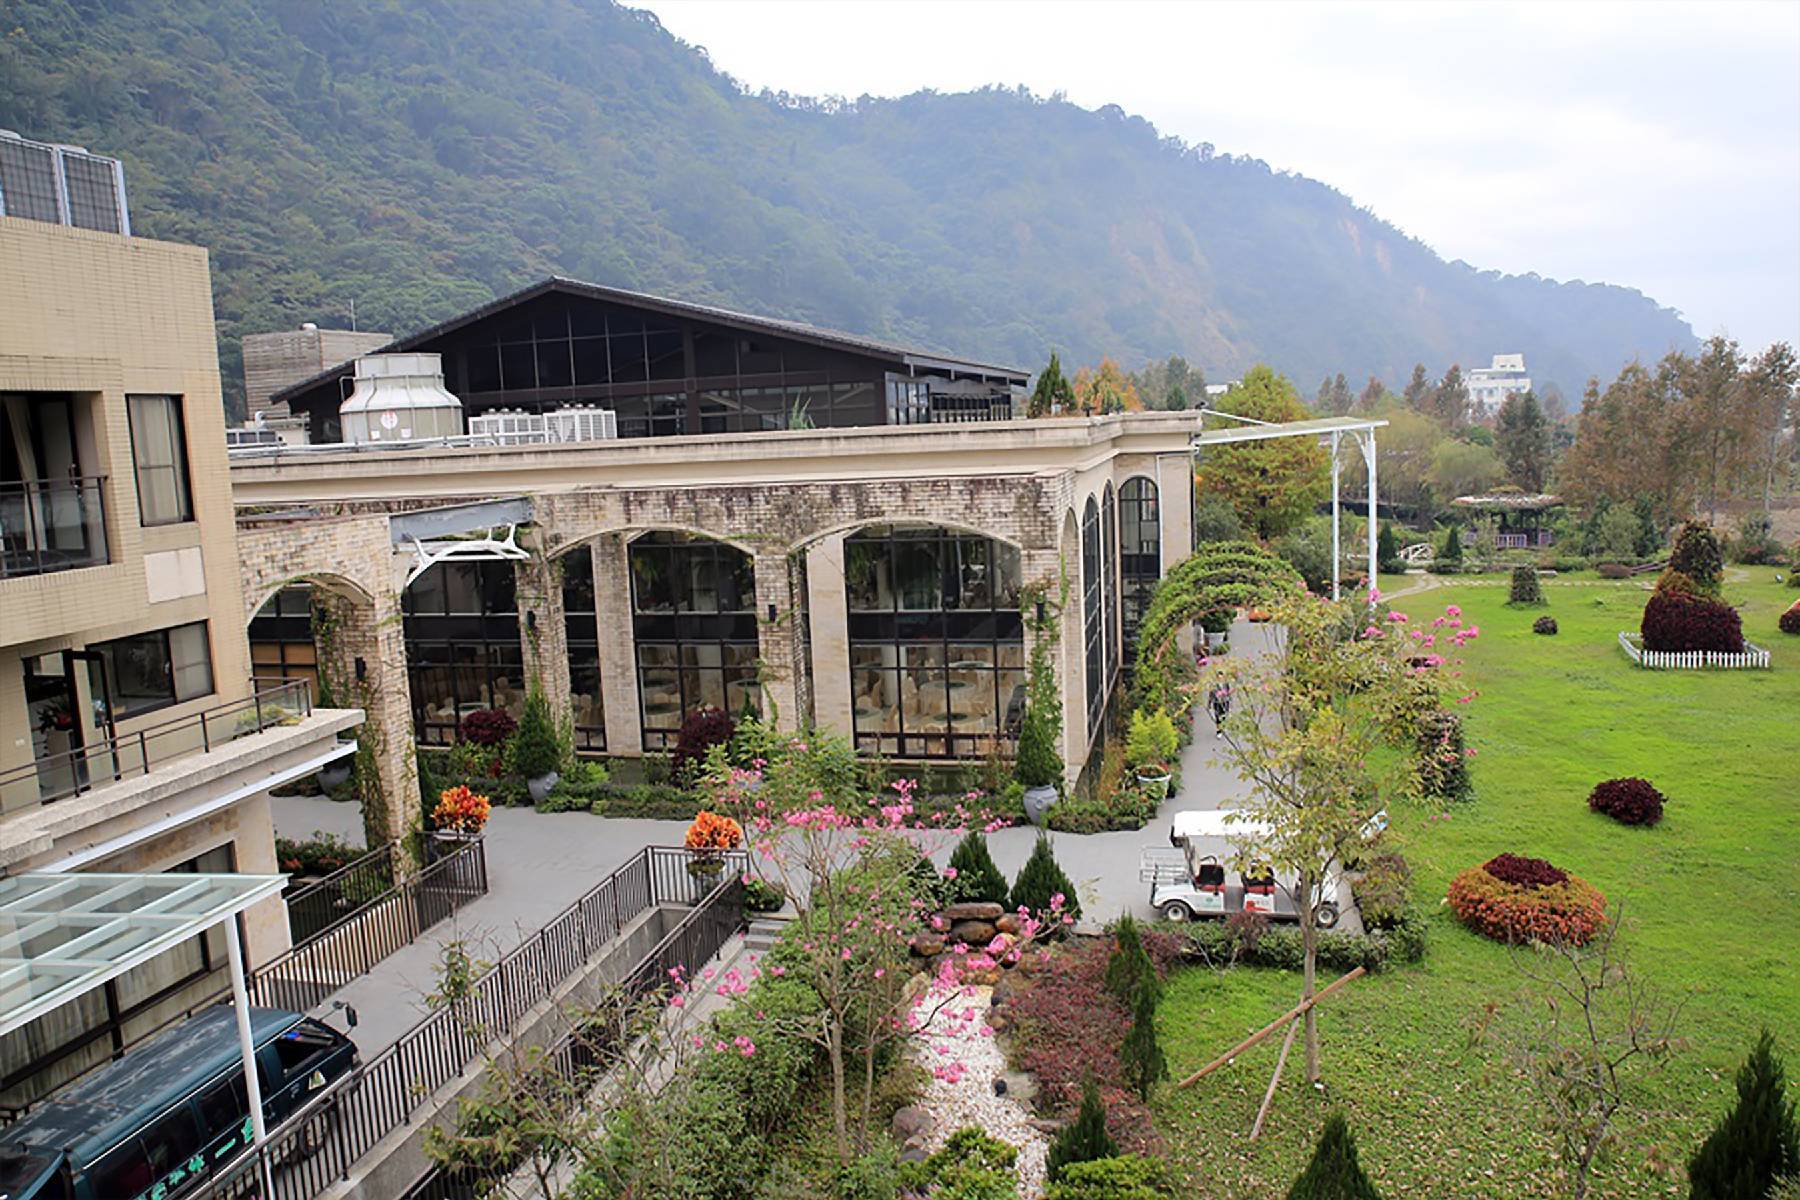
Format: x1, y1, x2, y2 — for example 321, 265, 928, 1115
0, 1147, 55, 1198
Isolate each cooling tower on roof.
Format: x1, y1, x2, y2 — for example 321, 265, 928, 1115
339, 353, 464, 443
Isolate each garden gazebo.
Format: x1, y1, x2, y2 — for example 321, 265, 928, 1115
1451, 490, 1563, 550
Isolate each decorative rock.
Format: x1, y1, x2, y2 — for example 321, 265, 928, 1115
994, 913, 1022, 936
900, 1143, 930, 1164
909, 934, 946, 957
949, 920, 997, 946
892, 1104, 933, 1143
998, 1070, 1038, 1104
942, 901, 1006, 922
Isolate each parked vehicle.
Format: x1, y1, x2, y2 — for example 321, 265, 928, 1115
0, 1005, 357, 1200
1141, 808, 1387, 927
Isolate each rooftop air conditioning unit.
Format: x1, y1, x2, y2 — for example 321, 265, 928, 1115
339, 353, 464, 444
546, 406, 618, 443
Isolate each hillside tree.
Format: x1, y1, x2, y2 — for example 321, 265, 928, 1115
1074, 358, 1142, 415
1031, 352, 1076, 418
1495, 391, 1553, 490
1403, 363, 1433, 410
1194, 366, 1331, 539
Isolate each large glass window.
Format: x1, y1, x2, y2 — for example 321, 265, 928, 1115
629, 533, 758, 749
560, 546, 605, 752
846, 525, 1024, 760
1119, 477, 1161, 650
403, 561, 523, 746
248, 586, 320, 700
1082, 499, 1103, 735
126, 395, 193, 526
1102, 482, 1118, 683
88, 622, 213, 717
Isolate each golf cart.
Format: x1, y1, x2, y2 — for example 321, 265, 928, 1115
1139, 808, 1387, 928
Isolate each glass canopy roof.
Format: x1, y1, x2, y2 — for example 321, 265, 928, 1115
0, 872, 286, 1036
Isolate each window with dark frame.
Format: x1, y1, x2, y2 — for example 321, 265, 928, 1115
1102, 482, 1118, 684
629, 532, 759, 750
86, 621, 213, 718
247, 586, 320, 700
1119, 477, 1161, 651
845, 524, 1025, 761
402, 561, 524, 746
559, 545, 606, 751
1082, 497, 1104, 736
125, 395, 193, 526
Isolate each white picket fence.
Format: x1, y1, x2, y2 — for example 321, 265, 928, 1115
1618, 631, 1772, 671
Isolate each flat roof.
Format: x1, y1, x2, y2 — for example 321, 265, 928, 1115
0, 872, 286, 1037
1191, 415, 1389, 447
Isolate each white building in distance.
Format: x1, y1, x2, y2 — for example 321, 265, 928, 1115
1467, 353, 1531, 412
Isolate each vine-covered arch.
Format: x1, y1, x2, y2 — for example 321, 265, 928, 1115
1130, 540, 1304, 714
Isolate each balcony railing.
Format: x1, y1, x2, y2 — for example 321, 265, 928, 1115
0, 475, 109, 578
0, 680, 315, 805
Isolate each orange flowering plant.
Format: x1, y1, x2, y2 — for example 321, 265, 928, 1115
684, 810, 743, 852
1447, 856, 1607, 946
432, 785, 491, 835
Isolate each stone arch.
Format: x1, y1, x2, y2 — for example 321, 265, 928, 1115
790, 514, 1028, 555
551, 523, 761, 560
245, 570, 375, 629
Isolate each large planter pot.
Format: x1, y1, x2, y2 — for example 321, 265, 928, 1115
526, 771, 560, 804
315, 762, 352, 792
1021, 784, 1057, 827
428, 829, 479, 863
1205, 631, 1229, 650
1135, 770, 1172, 801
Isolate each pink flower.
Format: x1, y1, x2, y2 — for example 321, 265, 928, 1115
1446, 605, 1462, 617
943, 867, 959, 880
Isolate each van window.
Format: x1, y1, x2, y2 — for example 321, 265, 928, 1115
197, 1074, 247, 1134
271, 1023, 337, 1082
87, 1141, 153, 1199
142, 1104, 203, 1182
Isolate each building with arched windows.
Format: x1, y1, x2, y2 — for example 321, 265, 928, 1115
236, 283, 1197, 844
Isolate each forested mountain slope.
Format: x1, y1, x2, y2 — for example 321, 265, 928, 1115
0, 0, 1698, 414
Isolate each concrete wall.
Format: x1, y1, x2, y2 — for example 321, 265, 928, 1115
242, 328, 390, 419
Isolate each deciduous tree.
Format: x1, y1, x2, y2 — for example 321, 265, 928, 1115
1403, 363, 1432, 410
1194, 366, 1330, 539
1495, 391, 1552, 490
1074, 357, 1142, 415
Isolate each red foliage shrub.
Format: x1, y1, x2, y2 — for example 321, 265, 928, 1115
1780, 600, 1800, 636
458, 707, 517, 747
1481, 853, 1568, 889
1005, 932, 1183, 1147
1640, 589, 1745, 653
1448, 863, 1607, 946
671, 706, 735, 783
1588, 777, 1666, 826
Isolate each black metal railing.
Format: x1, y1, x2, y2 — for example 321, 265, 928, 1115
0, 679, 312, 805
0, 475, 109, 578
194, 846, 746, 1200
284, 841, 402, 945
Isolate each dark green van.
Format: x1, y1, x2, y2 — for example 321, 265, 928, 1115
0, 1005, 356, 1200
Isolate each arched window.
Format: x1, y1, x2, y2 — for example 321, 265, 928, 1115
845, 524, 1024, 760
558, 546, 605, 751
1119, 477, 1161, 650
403, 561, 522, 746
1082, 497, 1103, 735
629, 532, 758, 749
1102, 483, 1118, 682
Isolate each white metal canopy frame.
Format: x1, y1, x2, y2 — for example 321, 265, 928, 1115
0, 872, 288, 1190
1191, 413, 1388, 602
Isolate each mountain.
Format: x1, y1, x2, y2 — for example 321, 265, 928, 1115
0, 0, 1698, 416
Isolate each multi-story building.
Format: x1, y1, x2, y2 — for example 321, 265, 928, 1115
242, 323, 392, 423
1467, 353, 1531, 413
237, 280, 1196, 828
0, 193, 361, 1108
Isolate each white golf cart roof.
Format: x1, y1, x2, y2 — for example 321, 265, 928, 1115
1170, 809, 1273, 845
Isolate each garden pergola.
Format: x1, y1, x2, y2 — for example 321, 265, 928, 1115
1192, 413, 1388, 601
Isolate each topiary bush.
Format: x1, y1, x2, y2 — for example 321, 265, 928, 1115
1687, 1029, 1799, 1200
1532, 615, 1558, 635
507, 686, 565, 779
459, 707, 516, 747
1587, 777, 1666, 826
1447, 854, 1606, 945
1047, 1078, 1118, 1183
1414, 709, 1472, 804
1780, 599, 1800, 636
1641, 589, 1746, 653
1376, 523, 1403, 576
946, 830, 1010, 906
1287, 1112, 1383, 1200
671, 706, 734, 784
1104, 915, 1163, 1008
1669, 519, 1725, 594
1508, 564, 1544, 606
1045, 1155, 1172, 1200
1012, 832, 1082, 922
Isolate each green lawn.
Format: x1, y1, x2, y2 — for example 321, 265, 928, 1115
1153, 568, 1800, 1198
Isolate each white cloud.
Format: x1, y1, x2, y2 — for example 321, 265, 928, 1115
635, 0, 1800, 350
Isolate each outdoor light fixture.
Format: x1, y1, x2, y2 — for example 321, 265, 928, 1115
1036, 598, 1047, 624
767, 603, 778, 621
354, 656, 366, 681
527, 611, 538, 632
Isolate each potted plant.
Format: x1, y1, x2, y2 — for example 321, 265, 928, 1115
1126, 708, 1179, 800
431, 785, 491, 845
509, 686, 566, 803
1199, 606, 1233, 649
684, 810, 743, 884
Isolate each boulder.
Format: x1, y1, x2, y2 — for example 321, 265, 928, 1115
892, 1105, 932, 1143
994, 913, 1022, 936
949, 920, 997, 946
987, 1006, 1013, 1033
909, 934, 946, 957
991, 974, 1024, 1007
942, 901, 1006, 922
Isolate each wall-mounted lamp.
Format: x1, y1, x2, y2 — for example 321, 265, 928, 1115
526, 611, 538, 632
1035, 599, 1047, 624
354, 656, 367, 681
767, 603, 778, 622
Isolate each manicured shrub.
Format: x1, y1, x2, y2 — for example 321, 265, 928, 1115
1124, 708, 1179, 772
1012, 833, 1082, 922
1045, 1155, 1172, 1200
1047, 1078, 1119, 1182
507, 686, 565, 779
1654, 568, 1702, 598
1181, 910, 1427, 974
1670, 519, 1725, 593
946, 830, 1010, 906
1376, 523, 1402, 575
903, 1127, 1018, 1199
1688, 1030, 1799, 1200
742, 877, 786, 913
1287, 1112, 1383, 1200
459, 707, 516, 747
1532, 615, 1558, 635
1440, 525, 1464, 565
1508, 564, 1544, 605
1587, 777, 1666, 826
1353, 853, 1412, 931
1641, 589, 1746, 654
1104, 915, 1163, 1008
1780, 599, 1800, 636
1414, 709, 1471, 804
1119, 985, 1167, 1102
1447, 856, 1607, 945
671, 706, 734, 783
1597, 562, 1632, 579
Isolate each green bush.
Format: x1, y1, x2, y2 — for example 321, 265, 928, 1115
1440, 525, 1464, 564
1688, 1030, 1799, 1199
1192, 494, 1244, 544
1181, 910, 1426, 973
1047, 1078, 1119, 1182
947, 830, 1010, 906
1353, 854, 1413, 931
508, 686, 566, 779
1124, 709, 1179, 771
1016, 639, 1065, 790
1287, 1112, 1383, 1200
1729, 514, 1784, 565
1119, 985, 1167, 1102
1415, 709, 1472, 804
901, 1127, 1018, 1200
1507, 564, 1544, 606
1670, 519, 1725, 594
1104, 915, 1162, 1008
742, 878, 787, 913
1044, 1156, 1172, 1200
1011, 833, 1082, 921
1376, 523, 1402, 575
587, 782, 703, 819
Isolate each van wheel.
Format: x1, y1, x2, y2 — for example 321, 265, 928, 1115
1159, 900, 1193, 923
1315, 903, 1340, 929
292, 1107, 340, 1159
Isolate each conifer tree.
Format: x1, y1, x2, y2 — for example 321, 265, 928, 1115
1688, 1031, 1799, 1199
1104, 914, 1162, 1007
1441, 525, 1463, 565
1376, 523, 1401, 574
1120, 984, 1167, 1101
1287, 1113, 1383, 1200
1047, 1077, 1117, 1182
1011, 833, 1082, 921
945, 830, 1009, 906
1030, 352, 1075, 418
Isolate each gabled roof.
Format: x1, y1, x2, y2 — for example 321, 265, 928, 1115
269, 276, 1027, 408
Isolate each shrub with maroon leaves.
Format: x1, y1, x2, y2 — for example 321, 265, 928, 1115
1640, 589, 1745, 654
1780, 599, 1800, 636
671, 706, 735, 783
1588, 777, 1666, 826
1481, 852, 1568, 888
458, 707, 517, 747
1447, 854, 1606, 946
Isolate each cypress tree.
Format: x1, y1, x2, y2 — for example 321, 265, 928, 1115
946, 830, 1010, 906
1441, 525, 1464, 565
1104, 915, 1162, 1007
1030, 353, 1075, 418
1120, 984, 1168, 1102
1287, 1113, 1383, 1200
1047, 1077, 1117, 1182
1688, 1030, 1799, 1199
1376, 523, 1401, 574
1011, 833, 1082, 922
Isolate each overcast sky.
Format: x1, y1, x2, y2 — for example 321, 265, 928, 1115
637, 0, 1800, 355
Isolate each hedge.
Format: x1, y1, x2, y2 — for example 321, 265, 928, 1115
1178, 909, 1427, 973
1447, 861, 1607, 946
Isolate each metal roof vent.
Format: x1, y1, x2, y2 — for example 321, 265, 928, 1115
339, 352, 464, 444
